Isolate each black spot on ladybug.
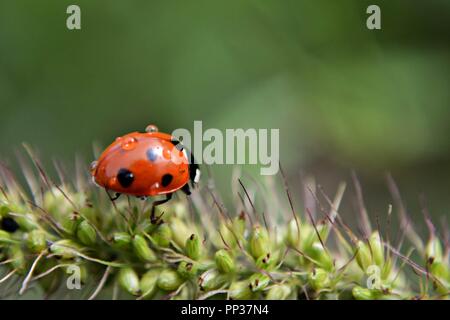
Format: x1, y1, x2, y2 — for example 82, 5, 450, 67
117, 168, 134, 188
1, 217, 20, 233
146, 148, 158, 162
161, 173, 173, 187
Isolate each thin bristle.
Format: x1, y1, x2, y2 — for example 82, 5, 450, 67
386, 173, 425, 254
351, 171, 372, 238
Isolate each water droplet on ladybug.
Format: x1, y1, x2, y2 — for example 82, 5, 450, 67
121, 137, 137, 151
145, 124, 159, 133
163, 148, 172, 160
90, 161, 98, 173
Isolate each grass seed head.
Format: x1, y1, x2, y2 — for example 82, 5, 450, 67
118, 267, 140, 296
215, 249, 236, 274
132, 234, 157, 262
157, 269, 183, 291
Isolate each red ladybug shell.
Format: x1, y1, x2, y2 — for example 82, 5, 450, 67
91, 129, 190, 197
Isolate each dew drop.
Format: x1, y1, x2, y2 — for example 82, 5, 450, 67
121, 137, 138, 151
163, 148, 172, 160
90, 161, 98, 173
145, 124, 159, 133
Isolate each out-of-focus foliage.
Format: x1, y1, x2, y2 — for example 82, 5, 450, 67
0, 1, 449, 216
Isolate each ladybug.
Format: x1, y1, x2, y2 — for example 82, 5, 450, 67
90, 124, 200, 223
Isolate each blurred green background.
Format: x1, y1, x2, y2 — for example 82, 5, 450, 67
0, 1, 449, 227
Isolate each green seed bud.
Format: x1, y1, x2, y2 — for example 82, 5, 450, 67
62, 213, 81, 235
80, 264, 88, 284
7, 245, 26, 274
352, 286, 379, 300
430, 261, 449, 282
425, 236, 443, 264
140, 269, 160, 299
266, 284, 292, 300
316, 221, 331, 244
49, 239, 82, 259
299, 223, 315, 251
76, 220, 97, 246
157, 269, 183, 291
177, 261, 199, 279
118, 267, 140, 296
185, 234, 202, 260
132, 234, 157, 262
112, 232, 132, 249
152, 223, 172, 248
249, 225, 270, 260
218, 222, 237, 248
381, 257, 393, 280
369, 231, 384, 267
305, 242, 334, 272
430, 260, 450, 295
308, 268, 331, 291
198, 270, 228, 291
233, 212, 246, 237
26, 230, 47, 253
170, 217, 191, 248
286, 219, 301, 248
215, 249, 235, 274
15, 213, 39, 231
229, 280, 253, 300
256, 252, 277, 271
355, 240, 372, 273
217, 214, 246, 248
0, 205, 10, 217
0, 230, 11, 243
248, 273, 270, 292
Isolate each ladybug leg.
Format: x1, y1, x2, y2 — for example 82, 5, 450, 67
111, 193, 121, 201
181, 183, 191, 196
150, 193, 173, 224
106, 190, 121, 201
